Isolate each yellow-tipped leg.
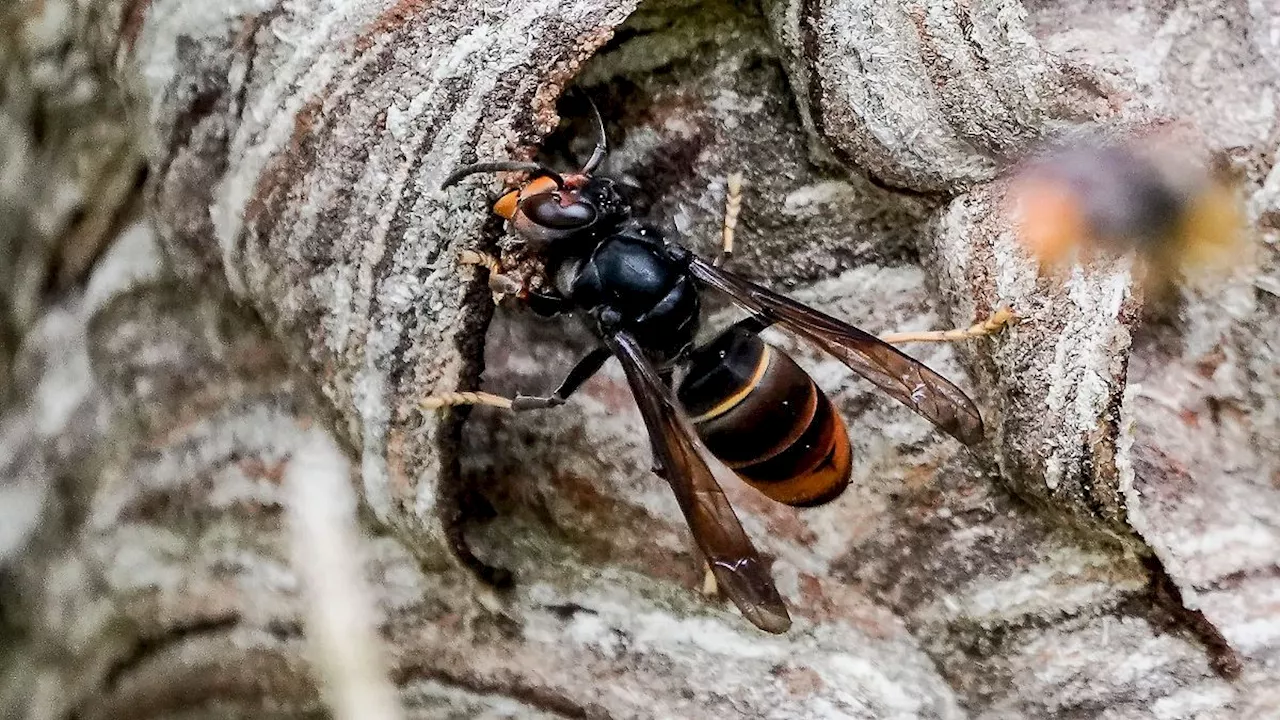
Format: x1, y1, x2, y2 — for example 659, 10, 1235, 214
715, 172, 743, 267
701, 563, 720, 598
878, 307, 1019, 345
459, 250, 521, 303
420, 391, 515, 411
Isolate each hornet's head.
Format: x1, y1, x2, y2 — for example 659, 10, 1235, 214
486, 171, 628, 248
441, 98, 628, 250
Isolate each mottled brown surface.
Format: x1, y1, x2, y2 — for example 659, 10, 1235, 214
3, 0, 1280, 717
0, 0, 145, 398
140, 0, 639, 569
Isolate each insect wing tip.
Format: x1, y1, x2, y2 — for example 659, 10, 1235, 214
743, 603, 793, 634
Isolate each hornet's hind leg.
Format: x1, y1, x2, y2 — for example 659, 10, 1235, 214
878, 307, 1019, 344
712, 172, 1020, 343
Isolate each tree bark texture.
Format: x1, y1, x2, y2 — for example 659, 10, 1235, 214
3, 0, 1280, 718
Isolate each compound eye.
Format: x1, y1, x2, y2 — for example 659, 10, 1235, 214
522, 193, 597, 229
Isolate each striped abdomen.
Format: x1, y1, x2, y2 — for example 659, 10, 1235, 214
676, 326, 852, 507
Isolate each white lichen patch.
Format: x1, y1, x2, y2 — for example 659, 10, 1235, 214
1002, 617, 1226, 711
82, 222, 164, 312
135, 0, 280, 98
94, 524, 193, 592
1, 224, 166, 563
1150, 684, 1237, 720
399, 678, 562, 719
0, 477, 46, 562
782, 181, 860, 215
923, 547, 1143, 628
508, 563, 966, 719
1040, 262, 1133, 491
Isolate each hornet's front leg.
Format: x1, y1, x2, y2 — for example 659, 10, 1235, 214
459, 250, 521, 304
458, 249, 572, 316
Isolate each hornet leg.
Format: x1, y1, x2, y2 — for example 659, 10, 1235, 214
702, 562, 721, 598
459, 250, 522, 304
878, 307, 1019, 345
714, 172, 744, 268
420, 348, 611, 412
458, 249, 570, 315
425, 348, 610, 588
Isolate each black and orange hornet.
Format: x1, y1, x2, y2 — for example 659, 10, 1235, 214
425, 101, 1013, 633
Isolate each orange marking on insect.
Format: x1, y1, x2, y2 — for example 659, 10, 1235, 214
493, 190, 520, 219
522, 175, 559, 198
746, 407, 852, 507
1174, 183, 1246, 273
1013, 178, 1089, 267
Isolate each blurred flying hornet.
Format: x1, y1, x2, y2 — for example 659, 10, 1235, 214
1009, 135, 1246, 292
427, 101, 1013, 633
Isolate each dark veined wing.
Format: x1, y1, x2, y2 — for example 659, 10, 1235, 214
604, 330, 792, 634
688, 257, 984, 445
